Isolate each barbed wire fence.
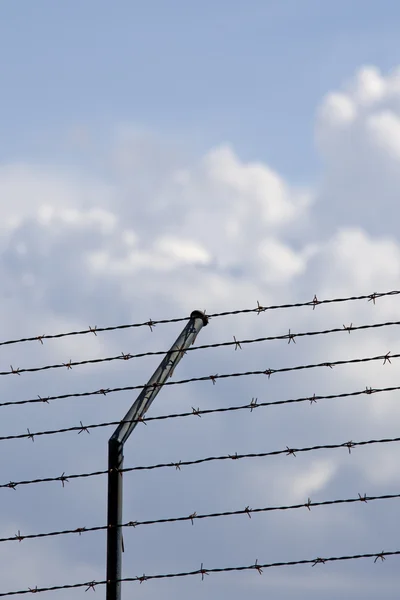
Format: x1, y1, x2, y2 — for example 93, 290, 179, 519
1, 289, 400, 597
2, 550, 400, 597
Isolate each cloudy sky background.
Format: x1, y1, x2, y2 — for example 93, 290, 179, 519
1, 1, 400, 598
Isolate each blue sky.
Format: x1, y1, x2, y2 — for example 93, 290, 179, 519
1, 2, 400, 599
2, 0, 400, 179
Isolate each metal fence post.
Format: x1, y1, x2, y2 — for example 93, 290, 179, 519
106, 310, 208, 599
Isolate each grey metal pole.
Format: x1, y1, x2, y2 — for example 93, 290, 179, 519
106, 310, 208, 600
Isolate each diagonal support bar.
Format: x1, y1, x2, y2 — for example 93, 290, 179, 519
106, 310, 208, 600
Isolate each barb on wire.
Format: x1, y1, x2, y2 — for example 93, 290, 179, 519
233, 336, 242, 350
1, 492, 399, 545
0, 349, 398, 411
0, 289, 398, 350
1, 549, 399, 596
2, 435, 400, 491
2, 319, 400, 379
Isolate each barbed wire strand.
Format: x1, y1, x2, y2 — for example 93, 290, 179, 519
0, 289, 398, 350
2, 383, 399, 444
2, 435, 400, 491
0, 349, 397, 410
1, 549, 399, 596
2, 319, 400, 378
2, 492, 399, 545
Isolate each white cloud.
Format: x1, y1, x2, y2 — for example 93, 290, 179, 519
314, 65, 400, 241
290, 459, 338, 501
155, 236, 211, 266
202, 145, 309, 226
318, 92, 357, 127
366, 110, 400, 160
312, 227, 400, 295
351, 66, 386, 106
37, 205, 117, 233
0, 164, 115, 225
257, 238, 311, 284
